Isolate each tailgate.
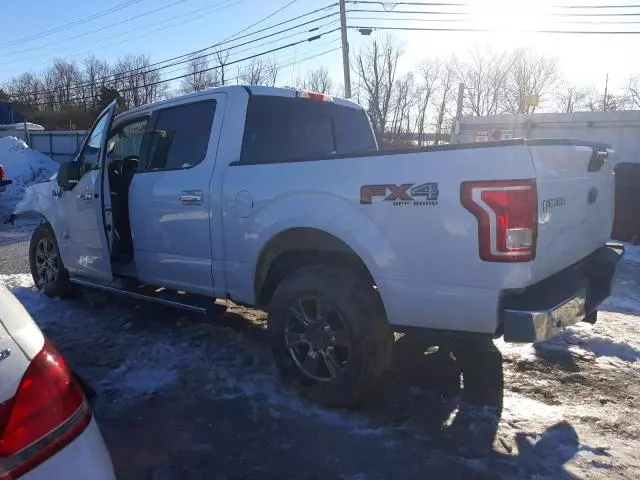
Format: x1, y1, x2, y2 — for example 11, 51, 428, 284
529, 140, 615, 283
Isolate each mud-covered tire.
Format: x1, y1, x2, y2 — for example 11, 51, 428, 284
29, 222, 74, 298
268, 265, 394, 408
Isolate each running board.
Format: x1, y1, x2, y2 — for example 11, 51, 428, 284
69, 277, 226, 315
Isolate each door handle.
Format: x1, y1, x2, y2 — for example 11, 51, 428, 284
180, 190, 203, 205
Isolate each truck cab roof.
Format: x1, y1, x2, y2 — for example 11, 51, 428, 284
115, 85, 363, 124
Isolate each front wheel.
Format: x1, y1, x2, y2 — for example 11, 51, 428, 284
29, 222, 73, 298
268, 265, 394, 408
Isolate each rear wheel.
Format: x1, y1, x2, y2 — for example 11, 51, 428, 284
268, 265, 394, 408
29, 222, 73, 298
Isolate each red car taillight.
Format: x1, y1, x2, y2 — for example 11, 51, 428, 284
0, 339, 91, 479
0, 165, 5, 181
461, 179, 537, 262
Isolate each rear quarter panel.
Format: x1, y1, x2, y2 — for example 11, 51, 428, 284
222, 144, 537, 331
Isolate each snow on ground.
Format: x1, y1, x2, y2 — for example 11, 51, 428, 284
1, 251, 640, 478
622, 243, 640, 264
0, 136, 58, 217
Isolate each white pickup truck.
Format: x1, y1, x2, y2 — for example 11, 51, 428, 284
14, 86, 623, 407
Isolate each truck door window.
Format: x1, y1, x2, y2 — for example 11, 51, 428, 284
144, 100, 216, 171
78, 112, 110, 171
107, 118, 148, 161
240, 96, 377, 165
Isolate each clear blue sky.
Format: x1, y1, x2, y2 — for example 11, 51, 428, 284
2, 0, 640, 95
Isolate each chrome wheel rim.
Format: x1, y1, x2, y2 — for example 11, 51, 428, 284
35, 237, 58, 288
285, 297, 351, 382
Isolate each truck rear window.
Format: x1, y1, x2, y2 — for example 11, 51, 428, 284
240, 95, 376, 165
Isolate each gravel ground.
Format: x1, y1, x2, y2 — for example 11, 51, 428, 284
0, 213, 37, 274
1, 217, 639, 479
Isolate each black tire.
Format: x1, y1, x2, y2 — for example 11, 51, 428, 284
268, 265, 394, 408
29, 222, 74, 298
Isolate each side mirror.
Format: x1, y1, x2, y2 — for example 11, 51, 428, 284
57, 161, 82, 190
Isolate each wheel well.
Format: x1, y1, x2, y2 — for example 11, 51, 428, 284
255, 228, 375, 307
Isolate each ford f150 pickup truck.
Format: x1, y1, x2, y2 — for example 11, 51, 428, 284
14, 86, 623, 407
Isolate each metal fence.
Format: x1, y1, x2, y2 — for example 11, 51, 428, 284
0, 129, 87, 164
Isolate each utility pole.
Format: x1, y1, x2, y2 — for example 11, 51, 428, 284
603, 73, 609, 111
450, 82, 465, 143
339, 0, 352, 98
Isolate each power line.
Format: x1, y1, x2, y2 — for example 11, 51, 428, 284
348, 9, 468, 15
348, 15, 640, 24
16, 12, 340, 99
349, 24, 640, 33
2, 0, 195, 59
0, 0, 249, 74
0, 0, 146, 49
22, 31, 339, 108
221, 0, 300, 42
346, 1, 467, 6
346, 0, 640, 7
161, 44, 340, 98
2, 4, 338, 75
99, 27, 340, 90
348, 8, 640, 17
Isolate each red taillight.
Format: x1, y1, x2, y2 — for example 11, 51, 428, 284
0, 165, 5, 181
0, 339, 90, 479
461, 179, 537, 262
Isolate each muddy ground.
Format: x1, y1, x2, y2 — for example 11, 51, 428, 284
1, 217, 639, 479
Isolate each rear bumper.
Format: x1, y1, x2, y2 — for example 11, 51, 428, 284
502, 243, 624, 343
24, 418, 115, 480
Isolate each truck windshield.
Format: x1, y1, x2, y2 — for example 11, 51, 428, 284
240, 95, 377, 165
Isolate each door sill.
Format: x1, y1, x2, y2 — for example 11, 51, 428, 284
69, 276, 225, 315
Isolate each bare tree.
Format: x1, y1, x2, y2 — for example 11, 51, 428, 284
215, 50, 230, 86
6, 72, 42, 107
415, 60, 440, 146
626, 75, 640, 109
113, 54, 167, 109
354, 35, 403, 145
238, 57, 279, 86
433, 57, 457, 145
504, 48, 559, 114
48, 59, 82, 109
297, 66, 333, 93
388, 72, 416, 147
555, 85, 590, 113
82, 56, 111, 111
581, 86, 607, 112
180, 55, 218, 94
457, 48, 512, 116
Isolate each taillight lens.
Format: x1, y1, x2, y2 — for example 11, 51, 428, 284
461, 179, 538, 262
0, 165, 5, 181
0, 339, 90, 479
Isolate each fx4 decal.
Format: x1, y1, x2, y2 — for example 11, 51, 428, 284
360, 183, 439, 206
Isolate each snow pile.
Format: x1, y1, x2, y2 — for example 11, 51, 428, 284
0, 136, 58, 214
622, 243, 640, 264
0, 122, 44, 131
